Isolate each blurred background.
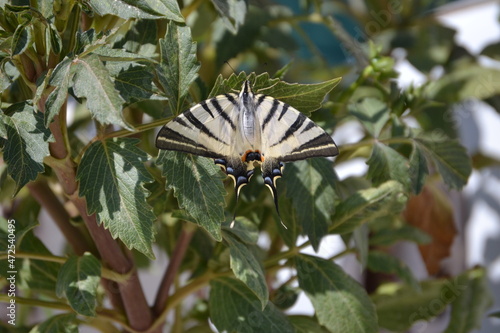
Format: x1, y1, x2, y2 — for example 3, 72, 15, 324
26, 0, 500, 332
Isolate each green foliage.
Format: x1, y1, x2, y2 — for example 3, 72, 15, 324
77, 137, 156, 258
56, 253, 101, 317
0, 0, 495, 332
296, 254, 378, 333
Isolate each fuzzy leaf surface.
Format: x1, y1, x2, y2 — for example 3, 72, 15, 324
1, 103, 53, 194
209, 277, 295, 332
156, 151, 226, 241
71, 54, 130, 129
296, 254, 378, 333
56, 253, 101, 317
157, 22, 200, 114
77, 138, 155, 258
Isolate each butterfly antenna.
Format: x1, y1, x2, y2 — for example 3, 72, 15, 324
224, 61, 237, 75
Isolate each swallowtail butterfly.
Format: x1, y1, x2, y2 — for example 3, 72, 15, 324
156, 79, 339, 226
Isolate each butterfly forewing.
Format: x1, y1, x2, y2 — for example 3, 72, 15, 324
156, 94, 239, 159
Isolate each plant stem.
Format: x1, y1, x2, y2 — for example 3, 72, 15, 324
153, 223, 196, 315
40, 96, 156, 332
28, 181, 91, 256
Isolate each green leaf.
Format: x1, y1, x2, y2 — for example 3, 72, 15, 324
211, 0, 247, 34
86, 0, 184, 22
111, 63, 164, 103
372, 279, 454, 331
296, 254, 378, 333
415, 137, 471, 190
221, 216, 259, 244
289, 315, 326, 333
258, 76, 342, 115
331, 181, 407, 234
223, 232, 268, 309
366, 142, 410, 189
45, 57, 73, 126
284, 158, 337, 251
157, 22, 200, 114
11, 22, 32, 55
71, 54, 130, 130
369, 224, 431, 246
443, 267, 492, 333
156, 151, 226, 241
1, 103, 53, 194
209, 277, 295, 332
19, 232, 61, 292
349, 97, 390, 137
56, 253, 101, 317
77, 138, 155, 259
29, 314, 77, 333
208, 73, 340, 115
353, 224, 369, 268
409, 141, 428, 194
367, 251, 419, 290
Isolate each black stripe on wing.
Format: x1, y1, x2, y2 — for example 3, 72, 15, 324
261, 98, 280, 131
280, 132, 339, 162
156, 127, 224, 159
184, 109, 228, 145
211, 97, 236, 130
271, 112, 307, 147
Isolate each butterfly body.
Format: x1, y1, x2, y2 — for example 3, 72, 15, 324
156, 80, 338, 223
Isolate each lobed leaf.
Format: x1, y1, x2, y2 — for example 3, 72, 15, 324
56, 253, 101, 317
86, 0, 184, 22
224, 232, 268, 309
296, 254, 378, 333
71, 54, 130, 129
208, 72, 340, 115
45, 57, 73, 126
331, 180, 407, 234
157, 22, 200, 114
156, 151, 226, 241
258, 77, 342, 115
1, 102, 53, 194
284, 158, 337, 251
366, 142, 410, 190
349, 97, 390, 137
209, 277, 295, 332
77, 138, 156, 259
415, 137, 471, 190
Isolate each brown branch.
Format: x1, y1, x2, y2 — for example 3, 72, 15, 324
27, 181, 92, 256
153, 224, 195, 315
42, 100, 157, 332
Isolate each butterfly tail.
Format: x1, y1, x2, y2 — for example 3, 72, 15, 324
262, 159, 287, 229
215, 158, 254, 228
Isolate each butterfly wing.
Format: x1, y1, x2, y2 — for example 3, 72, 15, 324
156, 94, 239, 159
156, 93, 254, 207
256, 95, 339, 162
255, 95, 339, 223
